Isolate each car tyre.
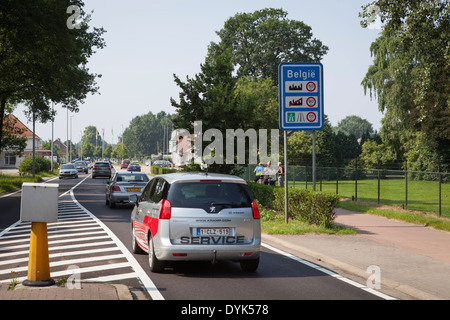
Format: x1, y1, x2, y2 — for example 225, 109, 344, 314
131, 228, 145, 254
148, 233, 164, 273
240, 257, 259, 272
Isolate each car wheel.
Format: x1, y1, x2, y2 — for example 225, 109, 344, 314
131, 227, 145, 254
75, 175, 78, 179
148, 233, 164, 273
240, 257, 260, 272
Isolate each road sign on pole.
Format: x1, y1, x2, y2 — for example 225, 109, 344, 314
279, 63, 324, 218
279, 63, 323, 130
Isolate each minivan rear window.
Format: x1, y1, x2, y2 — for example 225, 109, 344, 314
167, 182, 252, 210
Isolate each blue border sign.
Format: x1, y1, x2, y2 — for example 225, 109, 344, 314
279, 63, 323, 130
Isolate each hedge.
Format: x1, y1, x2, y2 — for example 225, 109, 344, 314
151, 166, 178, 175
248, 182, 339, 228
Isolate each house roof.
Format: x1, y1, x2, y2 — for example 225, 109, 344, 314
3, 114, 41, 140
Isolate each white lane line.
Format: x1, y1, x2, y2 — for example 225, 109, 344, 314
262, 243, 396, 300
69, 190, 164, 300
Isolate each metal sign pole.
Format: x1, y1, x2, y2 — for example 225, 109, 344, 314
284, 130, 288, 224
312, 130, 316, 191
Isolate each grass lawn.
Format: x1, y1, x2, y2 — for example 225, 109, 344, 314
289, 178, 450, 218
0, 171, 58, 194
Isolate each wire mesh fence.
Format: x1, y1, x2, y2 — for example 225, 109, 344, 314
238, 164, 450, 218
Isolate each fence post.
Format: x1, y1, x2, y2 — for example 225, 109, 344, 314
336, 166, 339, 195
439, 162, 442, 217
377, 167, 380, 204
405, 161, 408, 210
355, 158, 358, 201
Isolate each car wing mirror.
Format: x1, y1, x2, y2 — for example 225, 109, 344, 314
129, 194, 139, 206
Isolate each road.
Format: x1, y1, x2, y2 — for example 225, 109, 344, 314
0, 168, 387, 301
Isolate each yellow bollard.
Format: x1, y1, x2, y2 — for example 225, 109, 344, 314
23, 222, 55, 286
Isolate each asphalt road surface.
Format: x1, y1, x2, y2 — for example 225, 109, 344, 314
0, 169, 385, 302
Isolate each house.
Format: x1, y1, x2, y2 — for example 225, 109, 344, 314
0, 114, 51, 168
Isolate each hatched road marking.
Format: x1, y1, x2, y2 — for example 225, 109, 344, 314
0, 179, 164, 300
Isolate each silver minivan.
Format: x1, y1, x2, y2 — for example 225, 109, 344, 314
130, 172, 261, 272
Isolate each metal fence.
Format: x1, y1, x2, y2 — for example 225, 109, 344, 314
238, 164, 450, 218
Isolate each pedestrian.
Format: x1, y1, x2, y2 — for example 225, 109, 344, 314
254, 162, 263, 183
263, 161, 271, 185
277, 162, 284, 187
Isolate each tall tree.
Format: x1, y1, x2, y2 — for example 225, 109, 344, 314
335, 115, 374, 140
208, 8, 328, 84
360, 0, 450, 163
0, 0, 106, 151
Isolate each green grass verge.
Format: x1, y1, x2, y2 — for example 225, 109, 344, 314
0, 171, 58, 194
290, 178, 450, 218
259, 206, 356, 235
338, 200, 450, 233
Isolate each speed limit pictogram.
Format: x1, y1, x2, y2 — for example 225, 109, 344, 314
307, 112, 317, 122
306, 97, 316, 107
306, 82, 316, 92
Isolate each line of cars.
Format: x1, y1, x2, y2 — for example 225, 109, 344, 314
59, 160, 91, 179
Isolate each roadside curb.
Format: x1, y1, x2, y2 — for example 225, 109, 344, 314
261, 233, 443, 300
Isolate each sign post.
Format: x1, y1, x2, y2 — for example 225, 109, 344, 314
279, 63, 324, 222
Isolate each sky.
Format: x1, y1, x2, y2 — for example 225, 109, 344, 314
14, 0, 384, 145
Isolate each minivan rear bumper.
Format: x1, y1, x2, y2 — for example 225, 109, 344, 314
154, 241, 261, 262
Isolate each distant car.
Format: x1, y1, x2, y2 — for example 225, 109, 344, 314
74, 161, 89, 173
130, 172, 261, 273
59, 164, 78, 179
121, 160, 130, 169
92, 161, 113, 179
152, 160, 173, 168
105, 172, 149, 208
127, 162, 141, 172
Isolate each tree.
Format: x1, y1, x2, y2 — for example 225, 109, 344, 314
122, 111, 174, 157
112, 142, 129, 160
335, 115, 374, 140
360, 0, 450, 163
208, 8, 329, 84
0, 0, 106, 151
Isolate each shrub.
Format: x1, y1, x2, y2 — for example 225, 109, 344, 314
151, 166, 178, 175
19, 156, 51, 174
248, 181, 339, 228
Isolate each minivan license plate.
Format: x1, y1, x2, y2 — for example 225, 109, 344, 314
197, 228, 230, 236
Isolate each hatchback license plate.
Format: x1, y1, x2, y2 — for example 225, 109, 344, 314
197, 228, 230, 236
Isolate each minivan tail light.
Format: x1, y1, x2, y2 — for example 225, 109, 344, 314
251, 200, 260, 219
160, 199, 171, 219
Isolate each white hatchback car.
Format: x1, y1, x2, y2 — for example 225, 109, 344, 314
130, 172, 261, 272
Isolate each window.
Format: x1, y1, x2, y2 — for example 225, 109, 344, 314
167, 182, 252, 209
140, 179, 155, 202
150, 179, 168, 203
4, 153, 16, 165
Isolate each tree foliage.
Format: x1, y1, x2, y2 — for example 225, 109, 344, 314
122, 111, 174, 158
0, 0, 106, 151
208, 8, 328, 84
360, 0, 450, 165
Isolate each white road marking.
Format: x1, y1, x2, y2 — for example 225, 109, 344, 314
0, 175, 164, 300
262, 243, 396, 300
